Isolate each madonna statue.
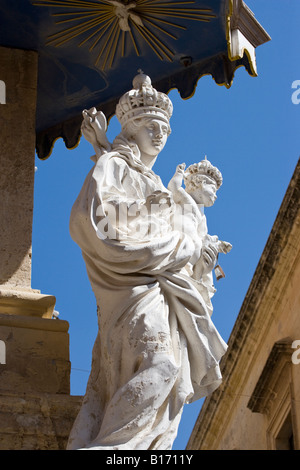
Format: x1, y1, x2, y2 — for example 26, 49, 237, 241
67, 72, 229, 450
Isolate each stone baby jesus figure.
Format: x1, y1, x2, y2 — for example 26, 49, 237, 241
67, 72, 229, 451
168, 159, 232, 293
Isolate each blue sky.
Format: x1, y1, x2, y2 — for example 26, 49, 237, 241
32, 1, 300, 450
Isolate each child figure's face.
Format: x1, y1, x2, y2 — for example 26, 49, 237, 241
189, 176, 217, 207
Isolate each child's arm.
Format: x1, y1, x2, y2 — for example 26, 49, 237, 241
168, 164, 201, 220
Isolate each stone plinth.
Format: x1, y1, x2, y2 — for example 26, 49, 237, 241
0, 296, 80, 450
0, 313, 70, 395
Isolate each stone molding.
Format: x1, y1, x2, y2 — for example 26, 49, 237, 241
0, 287, 56, 318
247, 339, 293, 414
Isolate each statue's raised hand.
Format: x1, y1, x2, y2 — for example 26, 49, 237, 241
81, 107, 111, 153
168, 163, 186, 194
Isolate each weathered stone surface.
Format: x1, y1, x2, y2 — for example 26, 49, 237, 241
0, 313, 71, 395
0, 46, 37, 288
0, 392, 82, 450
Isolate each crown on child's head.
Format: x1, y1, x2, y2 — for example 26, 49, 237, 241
184, 157, 223, 190
116, 70, 173, 128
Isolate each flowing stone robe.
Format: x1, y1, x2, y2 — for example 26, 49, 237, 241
67, 137, 227, 450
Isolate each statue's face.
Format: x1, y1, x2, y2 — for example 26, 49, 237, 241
133, 118, 169, 157
190, 177, 217, 207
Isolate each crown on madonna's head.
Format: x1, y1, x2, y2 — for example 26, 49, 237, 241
116, 71, 173, 128
184, 157, 223, 190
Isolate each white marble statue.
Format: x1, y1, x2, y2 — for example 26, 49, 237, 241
170, 158, 232, 285
67, 72, 230, 451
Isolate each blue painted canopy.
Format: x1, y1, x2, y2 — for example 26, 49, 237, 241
0, 0, 269, 158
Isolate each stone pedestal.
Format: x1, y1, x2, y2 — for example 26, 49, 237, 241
0, 46, 80, 450
0, 305, 82, 450
0, 312, 70, 395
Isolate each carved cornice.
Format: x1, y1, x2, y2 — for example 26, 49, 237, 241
227, 0, 271, 76
0, 287, 56, 319
229, 0, 271, 48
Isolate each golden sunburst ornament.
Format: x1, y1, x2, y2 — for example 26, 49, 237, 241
33, 0, 216, 70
